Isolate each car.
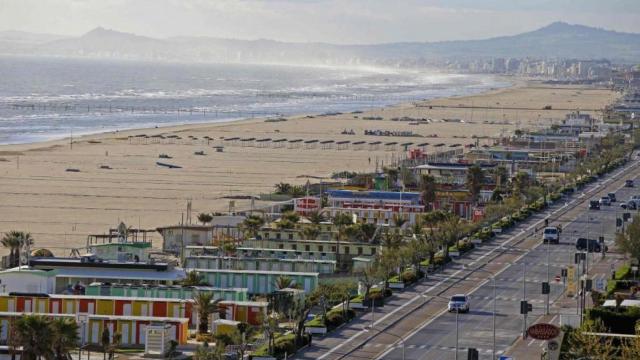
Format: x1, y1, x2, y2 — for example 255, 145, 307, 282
626, 179, 635, 188
622, 201, 638, 210
448, 294, 470, 313
542, 227, 560, 244
600, 197, 612, 206
575, 238, 608, 253
608, 192, 617, 202
589, 200, 601, 210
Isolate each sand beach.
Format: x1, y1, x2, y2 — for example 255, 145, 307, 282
0, 80, 619, 254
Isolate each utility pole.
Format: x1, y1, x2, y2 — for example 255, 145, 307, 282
522, 261, 527, 339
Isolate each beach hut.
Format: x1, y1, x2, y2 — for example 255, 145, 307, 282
368, 141, 381, 151
272, 138, 287, 148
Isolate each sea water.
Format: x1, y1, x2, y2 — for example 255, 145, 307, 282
0, 56, 509, 144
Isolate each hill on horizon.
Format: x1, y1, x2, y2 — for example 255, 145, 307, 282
1, 22, 639, 65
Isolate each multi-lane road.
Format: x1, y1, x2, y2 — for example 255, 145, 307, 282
296, 158, 640, 360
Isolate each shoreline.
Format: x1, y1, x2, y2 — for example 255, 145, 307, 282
0, 74, 515, 151
0, 78, 619, 253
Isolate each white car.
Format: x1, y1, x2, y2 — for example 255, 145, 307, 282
542, 227, 560, 244
448, 294, 470, 313
599, 197, 611, 206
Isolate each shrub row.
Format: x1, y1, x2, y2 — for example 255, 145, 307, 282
250, 333, 312, 359
587, 307, 640, 334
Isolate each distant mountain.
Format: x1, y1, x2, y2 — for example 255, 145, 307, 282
0, 30, 68, 53
3, 22, 639, 64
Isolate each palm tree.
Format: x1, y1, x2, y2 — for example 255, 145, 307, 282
301, 226, 320, 240
466, 164, 484, 205
512, 171, 531, 199
494, 166, 509, 188
101, 327, 110, 360
193, 292, 221, 334
307, 210, 326, 224
197, 213, 213, 225
1, 231, 34, 268
419, 174, 437, 211
274, 182, 292, 195
108, 332, 121, 360
391, 214, 408, 229
241, 214, 265, 238
182, 270, 207, 286
381, 230, 402, 249
50, 318, 79, 360
333, 212, 353, 265
360, 223, 378, 243
274, 275, 293, 290
13, 315, 53, 360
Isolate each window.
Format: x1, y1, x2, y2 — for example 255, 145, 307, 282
344, 247, 350, 255
370, 247, 376, 255
305, 245, 310, 252
276, 233, 281, 240
288, 233, 294, 240
264, 232, 269, 239
357, 247, 363, 255
278, 244, 284, 249
291, 244, 297, 251
318, 245, 324, 252
331, 246, 337, 252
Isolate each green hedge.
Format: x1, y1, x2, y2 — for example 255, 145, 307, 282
587, 307, 640, 334
250, 333, 311, 359
615, 264, 632, 280
606, 280, 635, 297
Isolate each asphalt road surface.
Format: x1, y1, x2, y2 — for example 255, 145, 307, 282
295, 157, 640, 360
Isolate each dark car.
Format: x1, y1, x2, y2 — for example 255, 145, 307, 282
608, 192, 617, 202
576, 238, 608, 253
589, 200, 601, 210
626, 180, 635, 188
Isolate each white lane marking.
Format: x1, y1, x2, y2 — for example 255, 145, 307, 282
359, 162, 640, 360
320, 218, 538, 359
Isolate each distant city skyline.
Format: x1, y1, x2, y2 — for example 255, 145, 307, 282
0, 0, 639, 44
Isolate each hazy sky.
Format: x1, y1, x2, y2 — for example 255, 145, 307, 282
1, 0, 639, 44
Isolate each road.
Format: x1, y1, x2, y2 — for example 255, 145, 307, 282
295, 157, 640, 360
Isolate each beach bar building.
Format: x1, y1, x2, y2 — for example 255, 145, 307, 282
0, 311, 189, 346
193, 269, 319, 294
85, 283, 248, 301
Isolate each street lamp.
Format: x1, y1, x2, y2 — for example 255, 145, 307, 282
363, 325, 405, 360
419, 294, 461, 360
465, 265, 497, 360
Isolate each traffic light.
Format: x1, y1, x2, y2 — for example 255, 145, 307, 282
542, 282, 550, 294
561, 268, 568, 277
624, 212, 631, 221
584, 279, 593, 291
575, 253, 586, 264
520, 300, 532, 314
467, 348, 479, 360
617, 218, 623, 227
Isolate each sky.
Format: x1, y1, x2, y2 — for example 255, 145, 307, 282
0, 0, 639, 44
